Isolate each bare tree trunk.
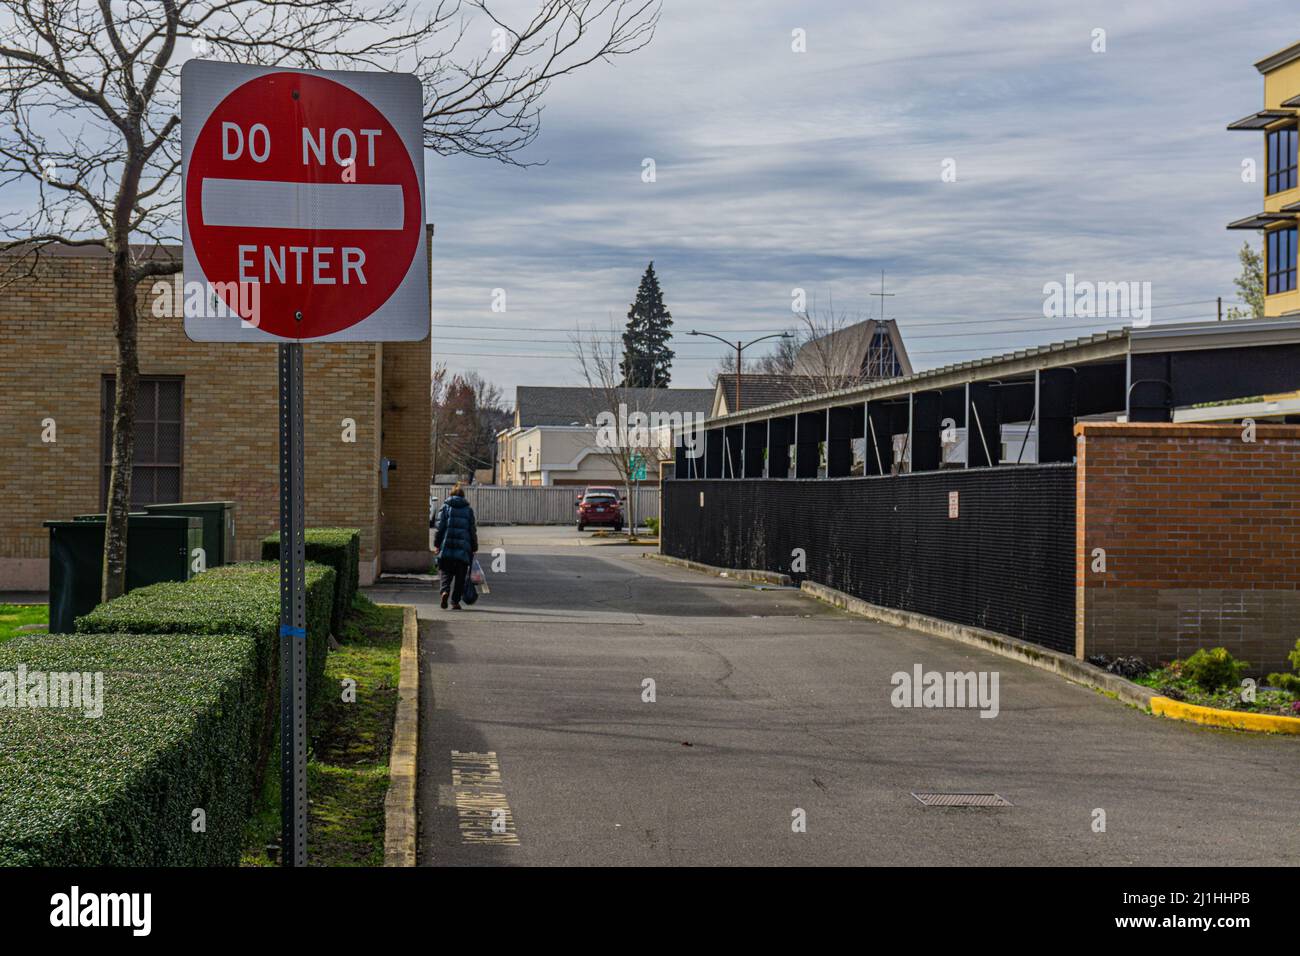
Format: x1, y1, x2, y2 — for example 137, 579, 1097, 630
102, 246, 139, 601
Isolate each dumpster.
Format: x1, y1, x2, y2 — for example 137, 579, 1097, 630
45, 515, 204, 633
142, 501, 236, 568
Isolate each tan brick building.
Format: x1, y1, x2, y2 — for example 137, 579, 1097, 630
0, 239, 432, 589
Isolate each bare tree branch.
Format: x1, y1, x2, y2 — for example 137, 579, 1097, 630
0, 0, 660, 596
790, 293, 876, 394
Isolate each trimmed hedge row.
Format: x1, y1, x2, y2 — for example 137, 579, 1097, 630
0, 562, 338, 865
262, 528, 360, 636
0, 631, 261, 865
78, 562, 334, 715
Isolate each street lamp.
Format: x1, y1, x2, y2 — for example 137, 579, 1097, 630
688, 330, 794, 412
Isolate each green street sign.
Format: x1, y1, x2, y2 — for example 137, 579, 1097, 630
628, 453, 647, 481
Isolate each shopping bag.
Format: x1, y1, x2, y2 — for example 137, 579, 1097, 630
470, 558, 486, 585
462, 576, 479, 605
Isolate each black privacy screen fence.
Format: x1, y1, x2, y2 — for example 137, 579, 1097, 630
663, 465, 1076, 653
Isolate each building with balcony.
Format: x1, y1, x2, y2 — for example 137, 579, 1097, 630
1228, 39, 1300, 316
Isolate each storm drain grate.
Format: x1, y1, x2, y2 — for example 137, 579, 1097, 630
911, 791, 1012, 808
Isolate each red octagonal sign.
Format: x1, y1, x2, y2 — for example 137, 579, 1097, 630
182, 61, 428, 342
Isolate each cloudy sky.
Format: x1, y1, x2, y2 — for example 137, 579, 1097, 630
0, 1, 1284, 405
428, 0, 1288, 406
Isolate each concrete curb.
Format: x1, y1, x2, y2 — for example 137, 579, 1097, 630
800, 580, 1154, 709
644, 552, 793, 587
1150, 696, 1300, 734
383, 605, 419, 867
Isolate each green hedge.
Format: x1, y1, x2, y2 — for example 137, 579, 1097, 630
0, 631, 261, 865
1, 562, 339, 865
78, 560, 333, 825
78, 562, 334, 716
262, 528, 360, 636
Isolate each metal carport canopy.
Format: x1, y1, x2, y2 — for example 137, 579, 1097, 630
704, 319, 1300, 427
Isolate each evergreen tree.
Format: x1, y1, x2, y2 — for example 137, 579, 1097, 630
620, 262, 675, 387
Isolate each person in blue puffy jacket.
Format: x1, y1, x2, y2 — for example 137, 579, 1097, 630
434, 483, 478, 609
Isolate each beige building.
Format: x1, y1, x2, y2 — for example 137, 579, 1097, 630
496, 385, 713, 486
0, 240, 432, 589
497, 425, 626, 486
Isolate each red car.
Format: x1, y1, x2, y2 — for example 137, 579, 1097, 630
575, 487, 624, 532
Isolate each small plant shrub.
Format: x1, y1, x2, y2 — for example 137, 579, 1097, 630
1181, 647, 1248, 693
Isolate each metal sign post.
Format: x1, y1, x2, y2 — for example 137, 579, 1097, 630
278, 343, 307, 866
629, 453, 646, 531
182, 60, 428, 868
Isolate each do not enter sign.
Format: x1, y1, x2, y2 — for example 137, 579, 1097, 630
182, 61, 428, 342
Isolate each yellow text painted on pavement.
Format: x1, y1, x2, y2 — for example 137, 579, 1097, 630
451, 750, 520, 845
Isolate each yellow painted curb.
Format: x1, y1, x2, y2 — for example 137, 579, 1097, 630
382, 605, 419, 866
1150, 696, 1300, 734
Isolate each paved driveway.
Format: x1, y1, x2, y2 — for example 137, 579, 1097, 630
367, 528, 1300, 866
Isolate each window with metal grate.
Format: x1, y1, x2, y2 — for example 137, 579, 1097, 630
101, 376, 184, 508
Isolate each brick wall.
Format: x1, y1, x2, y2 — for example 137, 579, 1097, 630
379, 337, 432, 569
377, 224, 433, 570
0, 247, 430, 589
1076, 422, 1300, 676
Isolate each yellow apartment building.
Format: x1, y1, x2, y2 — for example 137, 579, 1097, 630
1229, 39, 1300, 316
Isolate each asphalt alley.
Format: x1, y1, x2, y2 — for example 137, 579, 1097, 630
367, 527, 1300, 867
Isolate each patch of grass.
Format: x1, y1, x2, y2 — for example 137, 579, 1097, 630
338, 592, 394, 644
315, 598, 402, 766
306, 763, 390, 867
242, 596, 405, 867
0, 604, 47, 645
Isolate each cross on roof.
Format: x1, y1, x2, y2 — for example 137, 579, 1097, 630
868, 270, 895, 322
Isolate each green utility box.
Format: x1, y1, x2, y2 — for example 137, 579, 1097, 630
44, 515, 204, 634
142, 501, 236, 568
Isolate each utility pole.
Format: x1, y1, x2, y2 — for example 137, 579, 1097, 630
735, 340, 742, 412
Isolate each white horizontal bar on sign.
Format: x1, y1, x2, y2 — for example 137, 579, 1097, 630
200, 178, 405, 230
